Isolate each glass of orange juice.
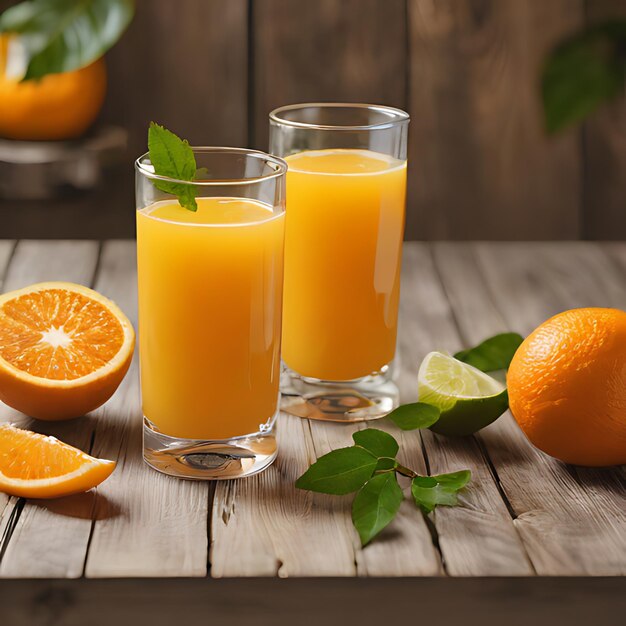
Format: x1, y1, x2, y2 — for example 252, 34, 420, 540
270, 103, 409, 422
135, 148, 287, 479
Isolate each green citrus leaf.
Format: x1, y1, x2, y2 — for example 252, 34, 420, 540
387, 402, 440, 431
352, 472, 403, 546
295, 447, 378, 495
352, 428, 399, 458
454, 333, 523, 372
0, 0, 135, 80
411, 470, 471, 515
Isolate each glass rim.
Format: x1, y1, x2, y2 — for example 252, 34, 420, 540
269, 102, 410, 131
135, 146, 288, 187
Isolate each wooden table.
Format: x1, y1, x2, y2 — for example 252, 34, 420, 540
0, 240, 624, 625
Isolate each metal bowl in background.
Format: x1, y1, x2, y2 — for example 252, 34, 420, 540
0, 126, 127, 200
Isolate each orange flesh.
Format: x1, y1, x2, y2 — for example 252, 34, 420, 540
0, 289, 124, 380
0, 425, 85, 479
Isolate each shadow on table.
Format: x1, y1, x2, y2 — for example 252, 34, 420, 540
34, 491, 122, 521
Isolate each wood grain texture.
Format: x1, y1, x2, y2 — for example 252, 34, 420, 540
211, 414, 358, 577
84, 241, 209, 577
407, 0, 583, 240
100, 0, 249, 157
583, 0, 626, 240
398, 245, 533, 575
0, 241, 100, 578
211, 414, 441, 577
251, 0, 407, 149
606, 242, 626, 273
435, 241, 626, 574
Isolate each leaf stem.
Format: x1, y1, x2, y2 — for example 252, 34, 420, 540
395, 464, 417, 479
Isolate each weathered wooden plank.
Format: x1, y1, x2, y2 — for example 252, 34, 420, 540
0, 242, 14, 287
398, 245, 533, 575
605, 242, 626, 275
84, 241, 209, 577
0, 241, 100, 578
252, 0, 407, 149
211, 414, 359, 577
583, 0, 626, 239
407, 0, 583, 240
436, 241, 625, 574
101, 0, 249, 157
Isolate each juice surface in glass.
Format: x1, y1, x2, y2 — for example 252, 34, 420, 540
282, 148, 406, 381
137, 197, 284, 440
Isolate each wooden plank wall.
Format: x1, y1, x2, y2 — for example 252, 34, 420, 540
1, 0, 624, 240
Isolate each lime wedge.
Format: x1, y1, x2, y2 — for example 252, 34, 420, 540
418, 351, 508, 436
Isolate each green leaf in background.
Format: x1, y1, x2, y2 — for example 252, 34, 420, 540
295, 447, 378, 495
454, 333, 524, 372
352, 428, 399, 459
148, 122, 199, 212
352, 472, 404, 546
542, 19, 626, 134
0, 0, 135, 81
411, 470, 471, 514
387, 402, 440, 431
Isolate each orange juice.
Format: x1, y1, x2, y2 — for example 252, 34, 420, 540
282, 149, 406, 381
136, 197, 284, 440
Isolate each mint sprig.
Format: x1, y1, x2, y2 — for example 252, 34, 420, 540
147, 122, 201, 212
296, 428, 471, 546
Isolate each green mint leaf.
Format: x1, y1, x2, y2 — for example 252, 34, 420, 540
454, 333, 524, 372
295, 447, 378, 495
0, 0, 134, 80
387, 402, 440, 431
148, 122, 199, 211
411, 470, 471, 514
352, 428, 399, 458
352, 472, 403, 546
542, 20, 626, 133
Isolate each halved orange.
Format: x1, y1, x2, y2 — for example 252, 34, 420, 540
0, 423, 115, 498
0, 282, 134, 420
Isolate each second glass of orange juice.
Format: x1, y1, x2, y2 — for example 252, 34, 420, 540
270, 103, 409, 421
136, 148, 287, 478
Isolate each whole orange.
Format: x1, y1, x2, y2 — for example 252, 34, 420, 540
0, 35, 107, 141
507, 308, 626, 466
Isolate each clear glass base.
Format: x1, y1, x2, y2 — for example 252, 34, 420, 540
142, 414, 278, 480
280, 362, 399, 423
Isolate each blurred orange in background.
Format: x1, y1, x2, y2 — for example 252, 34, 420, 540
0, 34, 107, 141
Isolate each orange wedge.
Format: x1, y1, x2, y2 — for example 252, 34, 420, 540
0, 282, 134, 420
0, 423, 115, 498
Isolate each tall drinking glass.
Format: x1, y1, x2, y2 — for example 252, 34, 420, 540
136, 148, 287, 478
270, 103, 409, 422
